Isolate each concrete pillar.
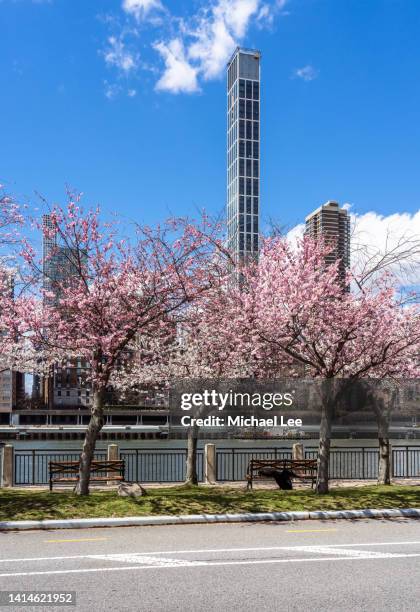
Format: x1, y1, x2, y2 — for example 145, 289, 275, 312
1, 445, 14, 487
107, 443, 119, 486
107, 443, 119, 461
204, 443, 216, 484
292, 442, 304, 461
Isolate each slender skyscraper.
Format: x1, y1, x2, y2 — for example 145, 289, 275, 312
227, 47, 261, 260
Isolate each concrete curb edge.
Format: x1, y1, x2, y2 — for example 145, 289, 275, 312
1, 508, 419, 531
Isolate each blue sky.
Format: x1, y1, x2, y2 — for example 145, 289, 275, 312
1, 0, 420, 233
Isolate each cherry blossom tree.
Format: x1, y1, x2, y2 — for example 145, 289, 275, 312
4, 195, 226, 495
0, 186, 24, 375
112, 290, 246, 486
0, 185, 22, 248
225, 236, 420, 493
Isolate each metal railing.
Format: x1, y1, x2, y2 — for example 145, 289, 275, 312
305, 446, 420, 479
12, 445, 420, 485
120, 449, 204, 483
14, 449, 107, 485
392, 446, 420, 478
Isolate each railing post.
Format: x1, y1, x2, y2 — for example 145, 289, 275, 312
1, 445, 14, 487
362, 447, 365, 479
406, 445, 409, 478
204, 444, 216, 484
32, 449, 36, 485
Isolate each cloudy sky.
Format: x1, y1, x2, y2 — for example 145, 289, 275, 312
1, 0, 420, 248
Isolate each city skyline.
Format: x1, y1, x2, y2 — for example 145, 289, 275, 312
1, 0, 420, 246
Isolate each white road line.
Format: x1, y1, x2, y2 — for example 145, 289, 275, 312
1, 553, 420, 578
1, 541, 420, 564
92, 554, 197, 566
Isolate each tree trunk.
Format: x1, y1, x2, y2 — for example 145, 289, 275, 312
315, 380, 338, 495
316, 404, 332, 494
185, 425, 199, 485
366, 383, 393, 486
377, 417, 391, 485
75, 387, 105, 495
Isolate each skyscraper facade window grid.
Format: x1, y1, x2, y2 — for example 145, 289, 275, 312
227, 48, 261, 260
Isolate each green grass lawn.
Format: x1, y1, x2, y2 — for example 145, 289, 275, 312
0, 485, 419, 522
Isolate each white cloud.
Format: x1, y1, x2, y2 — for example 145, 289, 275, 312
127, 88, 137, 97
154, 38, 199, 93
104, 81, 122, 99
106, 0, 287, 94
104, 35, 139, 73
294, 64, 319, 81
287, 208, 420, 287
187, 0, 260, 80
122, 0, 163, 21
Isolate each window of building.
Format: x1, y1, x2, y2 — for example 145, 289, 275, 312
253, 179, 259, 196
253, 216, 259, 232
239, 119, 245, 138
239, 196, 244, 213
246, 178, 252, 195
253, 142, 259, 158
246, 80, 252, 99
253, 160, 259, 177
253, 101, 259, 120
239, 158, 244, 176
246, 100, 252, 120
239, 140, 245, 157
246, 120, 252, 140
239, 99, 245, 118
239, 178, 244, 195
246, 197, 252, 214
246, 215, 252, 232
246, 159, 252, 176
253, 122, 259, 140
253, 81, 259, 100
246, 141, 253, 158
239, 79, 245, 97
239, 234, 244, 250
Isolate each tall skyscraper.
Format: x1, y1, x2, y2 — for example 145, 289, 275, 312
305, 200, 351, 285
227, 47, 261, 260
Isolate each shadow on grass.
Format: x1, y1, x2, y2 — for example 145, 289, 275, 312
0, 485, 419, 522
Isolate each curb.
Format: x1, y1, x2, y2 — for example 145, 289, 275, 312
0, 508, 419, 531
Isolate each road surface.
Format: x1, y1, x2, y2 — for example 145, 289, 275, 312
0, 518, 419, 611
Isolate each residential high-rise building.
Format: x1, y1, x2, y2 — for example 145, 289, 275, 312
39, 215, 91, 409
0, 269, 25, 422
227, 47, 260, 260
305, 200, 351, 285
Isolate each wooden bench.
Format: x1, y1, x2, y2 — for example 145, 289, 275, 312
49, 460, 125, 491
246, 458, 317, 490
